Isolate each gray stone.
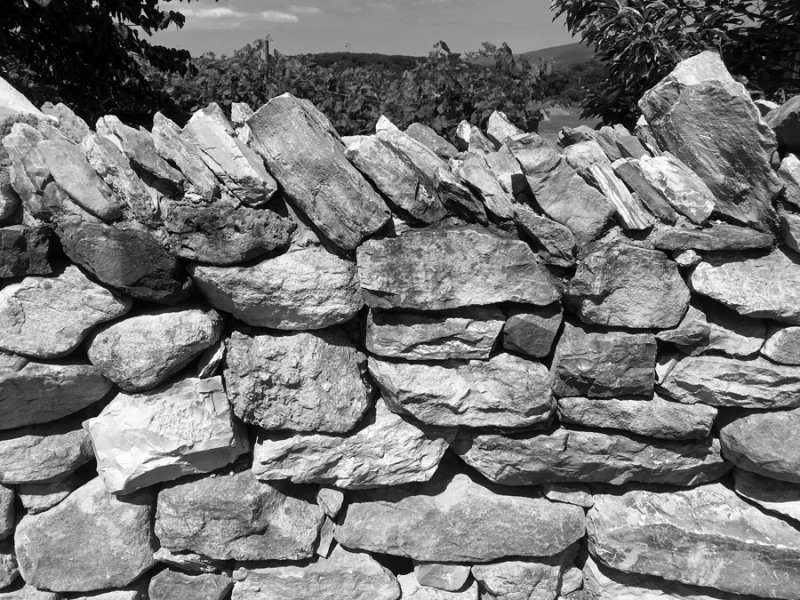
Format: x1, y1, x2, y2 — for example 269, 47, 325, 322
782, 210, 800, 252
155, 468, 324, 561
651, 222, 774, 252
542, 483, 594, 508
398, 573, 478, 599
72, 591, 141, 600
467, 126, 497, 155
512, 205, 576, 268
674, 249, 701, 267
14, 477, 156, 592
0, 486, 11, 540
317, 488, 344, 518
368, 354, 553, 429
357, 227, 560, 310
0, 586, 58, 600
0, 541, 18, 589
766, 95, 800, 153
197, 340, 225, 379
612, 158, 679, 224
414, 563, 471, 592
779, 154, 800, 209
40, 102, 90, 143
655, 305, 710, 354
433, 167, 487, 224
640, 51, 781, 231
700, 302, 766, 357
376, 127, 450, 181
0, 226, 52, 280
471, 547, 576, 600
2, 123, 49, 213
252, 399, 453, 489
502, 304, 563, 358
0, 77, 46, 118
761, 326, 800, 365
733, 468, 800, 523
152, 547, 229, 575
86, 306, 223, 392
148, 569, 233, 600
637, 154, 715, 225
231, 102, 254, 126
587, 163, 654, 231
563, 140, 609, 175
456, 157, 515, 222
406, 123, 458, 159
0, 168, 20, 223
18, 477, 80, 515
487, 110, 524, 145
616, 134, 650, 159
484, 147, 527, 197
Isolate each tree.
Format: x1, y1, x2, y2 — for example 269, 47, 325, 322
0, 0, 214, 124
550, 0, 800, 126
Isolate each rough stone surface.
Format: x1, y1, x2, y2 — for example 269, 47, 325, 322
377, 127, 449, 181
542, 483, 594, 508
0, 265, 131, 359
336, 468, 585, 562
225, 327, 371, 433
398, 573, 478, 599
433, 167, 487, 224
0, 226, 51, 280
456, 157, 515, 222
148, 569, 233, 600
414, 563, 471, 592
155, 467, 325, 561
406, 123, 458, 159
650, 223, 774, 252
502, 304, 563, 358
189, 247, 362, 330
563, 140, 609, 175
152, 547, 228, 575
357, 228, 560, 310
471, 549, 575, 600
14, 477, 156, 593
453, 428, 728, 486
782, 210, 800, 251
700, 302, 765, 357
587, 163, 654, 231
252, 399, 452, 489
487, 111, 524, 145
766, 94, 800, 153
0, 486, 11, 540
17, 477, 80, 515
513, 206, 576, 268
0, 541, 19, 589
779, 154, 800, 209
761, 326, 800, 365
587, 482, 800, 598
85, 376, 248, 495
86, 307, 223, 392
637, 154, 715, 224
368, 354, 553, 429
612, 158, 679, 224
733, 468, 800, 523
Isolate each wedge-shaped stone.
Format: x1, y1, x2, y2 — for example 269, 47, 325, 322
433, 167, 487, 224
550, 324, 657, 399
368, 354, 553, 429
414, 563, 471, 592
557, 396, 716, 440
640, 51, 781, 231
149, 569, 233, 600
637, 154, 715, 224
660, 354, 800, 408
487, 110, 524, 145
456, 157, 515, 221
503, 303, 563, 359
0, 265, 131, 359
40, 102, 90, 143
376, 127, 449, 181
567, 239, 690, 329
734, 468, 800, 523
700, 301, 766, 357
225, 327, 370, 433
587, 163, 653, 231
248, 93, 390, 249
453, 428, 728, 486
766, 95, 800, 153
762, 326, 800, 365
612, 158, 678, 224
484, 147, 528, 196
366, 307, 504, 361
406, 123, 458, 159
587, 482, 800, 598
15, 477, 156, 593
398, 573, 478, 600
0, 76, 46, 118
86, 307, 223, 392
232, 545, 400, 600
782, 210, 800, 250
86, 377, 248, 495
357, 228, 560, 310
253, 399, 452, 488
779, 154, 800, 209
155, 468, 324, 561
335, 468, 585, 562
0, 486, 12, 540
654, 305, 710, 354
0, 355, 112, 431
650, 223, 773, 252
0, 540, 18, 588
513, 206, 576, 268
472, 546, 577, 600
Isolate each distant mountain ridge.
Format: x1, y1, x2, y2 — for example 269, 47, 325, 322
521, 42, 595, 68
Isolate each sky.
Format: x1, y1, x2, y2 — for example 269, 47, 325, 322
151, 0, 575, 57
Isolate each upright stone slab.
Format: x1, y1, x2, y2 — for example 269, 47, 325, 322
513, 205, 576, 268
406, 123, 458, 159
0, 486, 12, 540
40, 102, 90, 143
487, 110, 524, 145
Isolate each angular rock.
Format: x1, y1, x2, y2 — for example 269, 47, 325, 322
779, 154, 800, 209
0, 541, 18, 589
368, 354, 553, 429
40, 102, 90, 143
248, 93, 390, 249
148, 569, 233, 600
557, 395, 717, 440
225, 327, 371, 433
18, 477, 81, 515
231, 102, 254, 126
455, 157, 515, 222
0, 77, 46, 118
335, 468, 585, 562
567, 239, 690, 329
73, 592, 141, 600
766, 95, 800, 153
2, 123, 49, 211
0, 586, 58, 600
0, 486, 11, 540
733, 468, 800, 523
252, 399, 452, 489
0, 355, 113, 431
433, 167, 487, 224
563, 140, 609, 175
85, 376, 248, 495
0, 265, 131, 359
471, 548, 576, 600
637, 154, 715, 224
0, 168, 20, 223
487, 110, 524, 145
467, 126, 496, 155
655, 305, 710, 354
398, 573, 478, 599
366, 307, 504, 361
14, 477, 156, 592
502, 304, 563, 359
761, 326, 800, 365
153, 547, 228, 575
550, 324, 657, 399
650, 222, 773, 252
513, 206, 576, 268
377, 128, 450, 181
587, 482, 800, 598
155, 468, 324, 561
700, 302, 765, 357
86, 306, 223, 392
196, 340, 225, 379
414, 563, 471, 592
357, 228, 560, 310
453, 428, 728, 486
484, 147, 527, 197
782, 210, 800, 251
612, 158, 678, 224
0, 226, 51, 280
406, 123, 458, 159
231, 545, 400, 600
542, 483, 594, 508
640, 51, 781, 231
587, 163, 654, 231
616, 134, 650, 159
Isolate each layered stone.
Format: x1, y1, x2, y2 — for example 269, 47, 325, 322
502, 304, 563, 358
471, 547, 576, 600
733, 468, 800, 523
766, 94, 800, 153
148, 569, 233, 600
650, 223, 774, 252
636, 154, 715, 224
513, 206, 576, 269
0, 226, 52, 280
405, 123, 458, 159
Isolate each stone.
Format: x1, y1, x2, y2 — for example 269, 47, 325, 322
0, 77, 46, 118
782, 210, 800, 251
85, 376, 248, 495
550, 324, 657, 399
86, 306, 223, 392
196, 340, 225, 379
433, 167, 487, 224
315, 516, 336, 558
487, 110, 524, 145
2, 123, 49, 212
414, 563, 471, 592
612, 158, 679, 224
18, 477, 80, 514
231, 545, 400, 600
766, 95, 800, 153
587, 482, 800, 598
406, 123, 458, 159
365, 307, 504, 361
368, 354, 553, 429
756, 99, 780, 116
0, 586, 58, 600
567, 239, 690, 329
148, 570, 233, 600
471, 548, 576, 600
733, 468, 800, 523
0, 265, 131, 359
587, 163, 654, 231
700, 302, 765, 357
398, 573, 478, 599
502, 304, 563, 359
563, 140, 609, 175
153, 547, 228, 574
14, 477, 156, 593
637, 154, 715, 224
455, 120, 471, 150
690, 248, 800, 323
557, 395, 717, 440
0, 355, 113, 431
225, 327, 371, 433
0, 226, 52, 279
376, 115, 400, 132
674, 250, 701, 267
252, 399, 453, 489
761, 326, 800, 364
484, 147, 527, 197
513, 207, 576, 268
357, 227, 560, 310
317, 488, 344, 518
0, 486, 11, 540
345, 136, 445, 223
640, 51, 781, 231
40, 102, 90, 143
375, 127, 449, 180
453, 428, 728, 486
655, 305, 710, 354
456, 157, 516, 222
335, 468, 585, 562
542, 483, 594, 508
0, 169, 20, 223
508, 134, 615, 242
0, 541, 18, 589
155, 468, 324, 561
650, 222, 773, 252
183, 103, 278, 207
616, 134, 650, 159
779, 154, 800, 208
248, 93, 390, 249
467, 126, 496, 155
73, 592, 141, 600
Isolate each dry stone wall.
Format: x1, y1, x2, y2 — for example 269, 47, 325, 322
0, 49, 800, 599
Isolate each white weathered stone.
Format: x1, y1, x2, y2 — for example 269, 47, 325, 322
398, 573, 478, 599
472, 548, 576, 600
414, 563, 472, 593
637, 154, 715, 224
761, 326, 800, 365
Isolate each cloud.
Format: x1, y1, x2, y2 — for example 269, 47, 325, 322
289, 5, 322, 14
260, 10, 301, 22
180, 5, 300, 29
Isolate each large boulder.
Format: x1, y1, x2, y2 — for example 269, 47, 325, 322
0, 226, 52, 280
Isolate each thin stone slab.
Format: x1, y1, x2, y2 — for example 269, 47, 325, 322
512, 205, 576, 268
148, 569, 233, 600
0, 587, 58, 600
472, 547, 576, 600
0, 486, 11, 540
487, 110, 524, 145
368, 354, 553, 429
406, 123, 458, 159
0, 226, 52, 280
433, 167, 487, 225
414, 563, 471, 592
656, 305, 711, 355
502, 304, 563, 359
376, 127, 449, 181
335, 468, 585, 562
456, 158, 516, 222
586, 163, 653, 231
357, 227, 560, 310
733, 468, 800, 523
189, 247, 362, 330
18, 477, 80, 515
252, 399, 453, 489
153, 547, 229, 575
612, 158, 679, 224
542, 483, 594, 508
453, 428, 728, 486
766, 95, 800, 153
650, 223, 773, 252
40, 102, 90, 143
398, 573, 478, 599
637, 154, 715, 224
761, 326, 800, 365
563, 140, 609, 175
587, 482, 800, 598
699, 302, 766, 357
